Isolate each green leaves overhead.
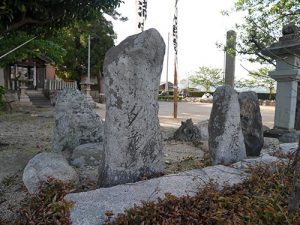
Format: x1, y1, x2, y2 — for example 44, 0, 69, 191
54, 14, 116, 81
232, 0, 300, 64
0, 31, 66, 67
0, 0, 123, 36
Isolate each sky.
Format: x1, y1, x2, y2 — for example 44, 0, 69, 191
107, 0, 261, 86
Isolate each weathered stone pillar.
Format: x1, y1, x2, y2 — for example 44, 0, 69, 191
99, 28, 166, 187
224, 30, 237, 87
208, 85, 246, 165
239, 91, 264, 156
262, 24, 300, 130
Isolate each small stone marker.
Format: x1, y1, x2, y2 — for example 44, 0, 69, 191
99, 28, 166, 187
208, 85, 246, 165
239, 91, 264, 156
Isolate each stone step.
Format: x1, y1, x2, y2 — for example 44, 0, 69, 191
27, 92, 52, 107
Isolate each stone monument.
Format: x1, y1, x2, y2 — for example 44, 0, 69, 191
99, 28, 166, 187
262, 23, 300, 130
208, 85, 246, 165
239, 91, 264, 156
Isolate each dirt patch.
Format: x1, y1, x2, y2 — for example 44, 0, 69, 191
0, 107, 205, 223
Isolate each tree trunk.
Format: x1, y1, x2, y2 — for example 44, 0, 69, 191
288, 139, 300, 212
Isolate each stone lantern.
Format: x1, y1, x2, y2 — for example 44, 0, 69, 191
262, 24, 300, 130
80, 78, 96, 108
18, 74, 32, 106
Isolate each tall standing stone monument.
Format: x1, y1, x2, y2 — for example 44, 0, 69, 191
208, 85, 246, 165
262, 24, 300, 130
99, 28, 166, 187
224, 30, 237, 87
239, 91, 264, 156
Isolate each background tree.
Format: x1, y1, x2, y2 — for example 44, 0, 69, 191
0, 31, 66, 67
0, 0, 123, 36
236, 67, 276, 99
55, 13, 116, 83
228, 0, 300, 64
189, 66, 223, 92
225, 0, 300, 209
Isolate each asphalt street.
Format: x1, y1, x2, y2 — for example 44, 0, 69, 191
158, 101, 275, 128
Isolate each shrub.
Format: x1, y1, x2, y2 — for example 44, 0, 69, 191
18, 177, 75, 225
104, 163, 300, 225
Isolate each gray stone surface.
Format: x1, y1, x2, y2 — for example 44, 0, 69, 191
232, 154, 287, 170
263, 137, 280, 149
208, 85, 246, 165
173, 119, 201, 142
278, 132, 299, 143
23, 153, 79, 193
279, 142, 298, 155
70, 143, 104, 168
239, 91, 264, 156
173, 119, 209, 142
261, 137, 280, 155
196, 120, 209, 141
66, 165, 243, 225
52, 88, 104, 153
99, 28, 165, 187
70, 143, 103, 189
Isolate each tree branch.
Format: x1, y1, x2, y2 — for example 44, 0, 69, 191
1, 14, 63, 36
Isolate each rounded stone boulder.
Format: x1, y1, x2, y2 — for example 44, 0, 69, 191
23, 152, 79, 194
52, 88, 104, 153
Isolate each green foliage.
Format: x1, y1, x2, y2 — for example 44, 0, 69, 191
231, 0, 300, 64
0, 31, 66, 67
55, 13, 116, 81
189, 66, 223, 92
105, 163, 300, 225
18, 177, 75, 225
236, 67, 276, 99
0, 0, 123, 36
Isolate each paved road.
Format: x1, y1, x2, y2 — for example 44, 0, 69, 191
95, 101, 275, 129
158, 101, 275, 128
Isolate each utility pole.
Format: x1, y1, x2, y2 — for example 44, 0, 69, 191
87, 35, 91, 83
174, 61, 178, 118
165, 32, 170, 94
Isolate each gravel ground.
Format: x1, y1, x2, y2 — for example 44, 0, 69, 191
0, 105, 206, 223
